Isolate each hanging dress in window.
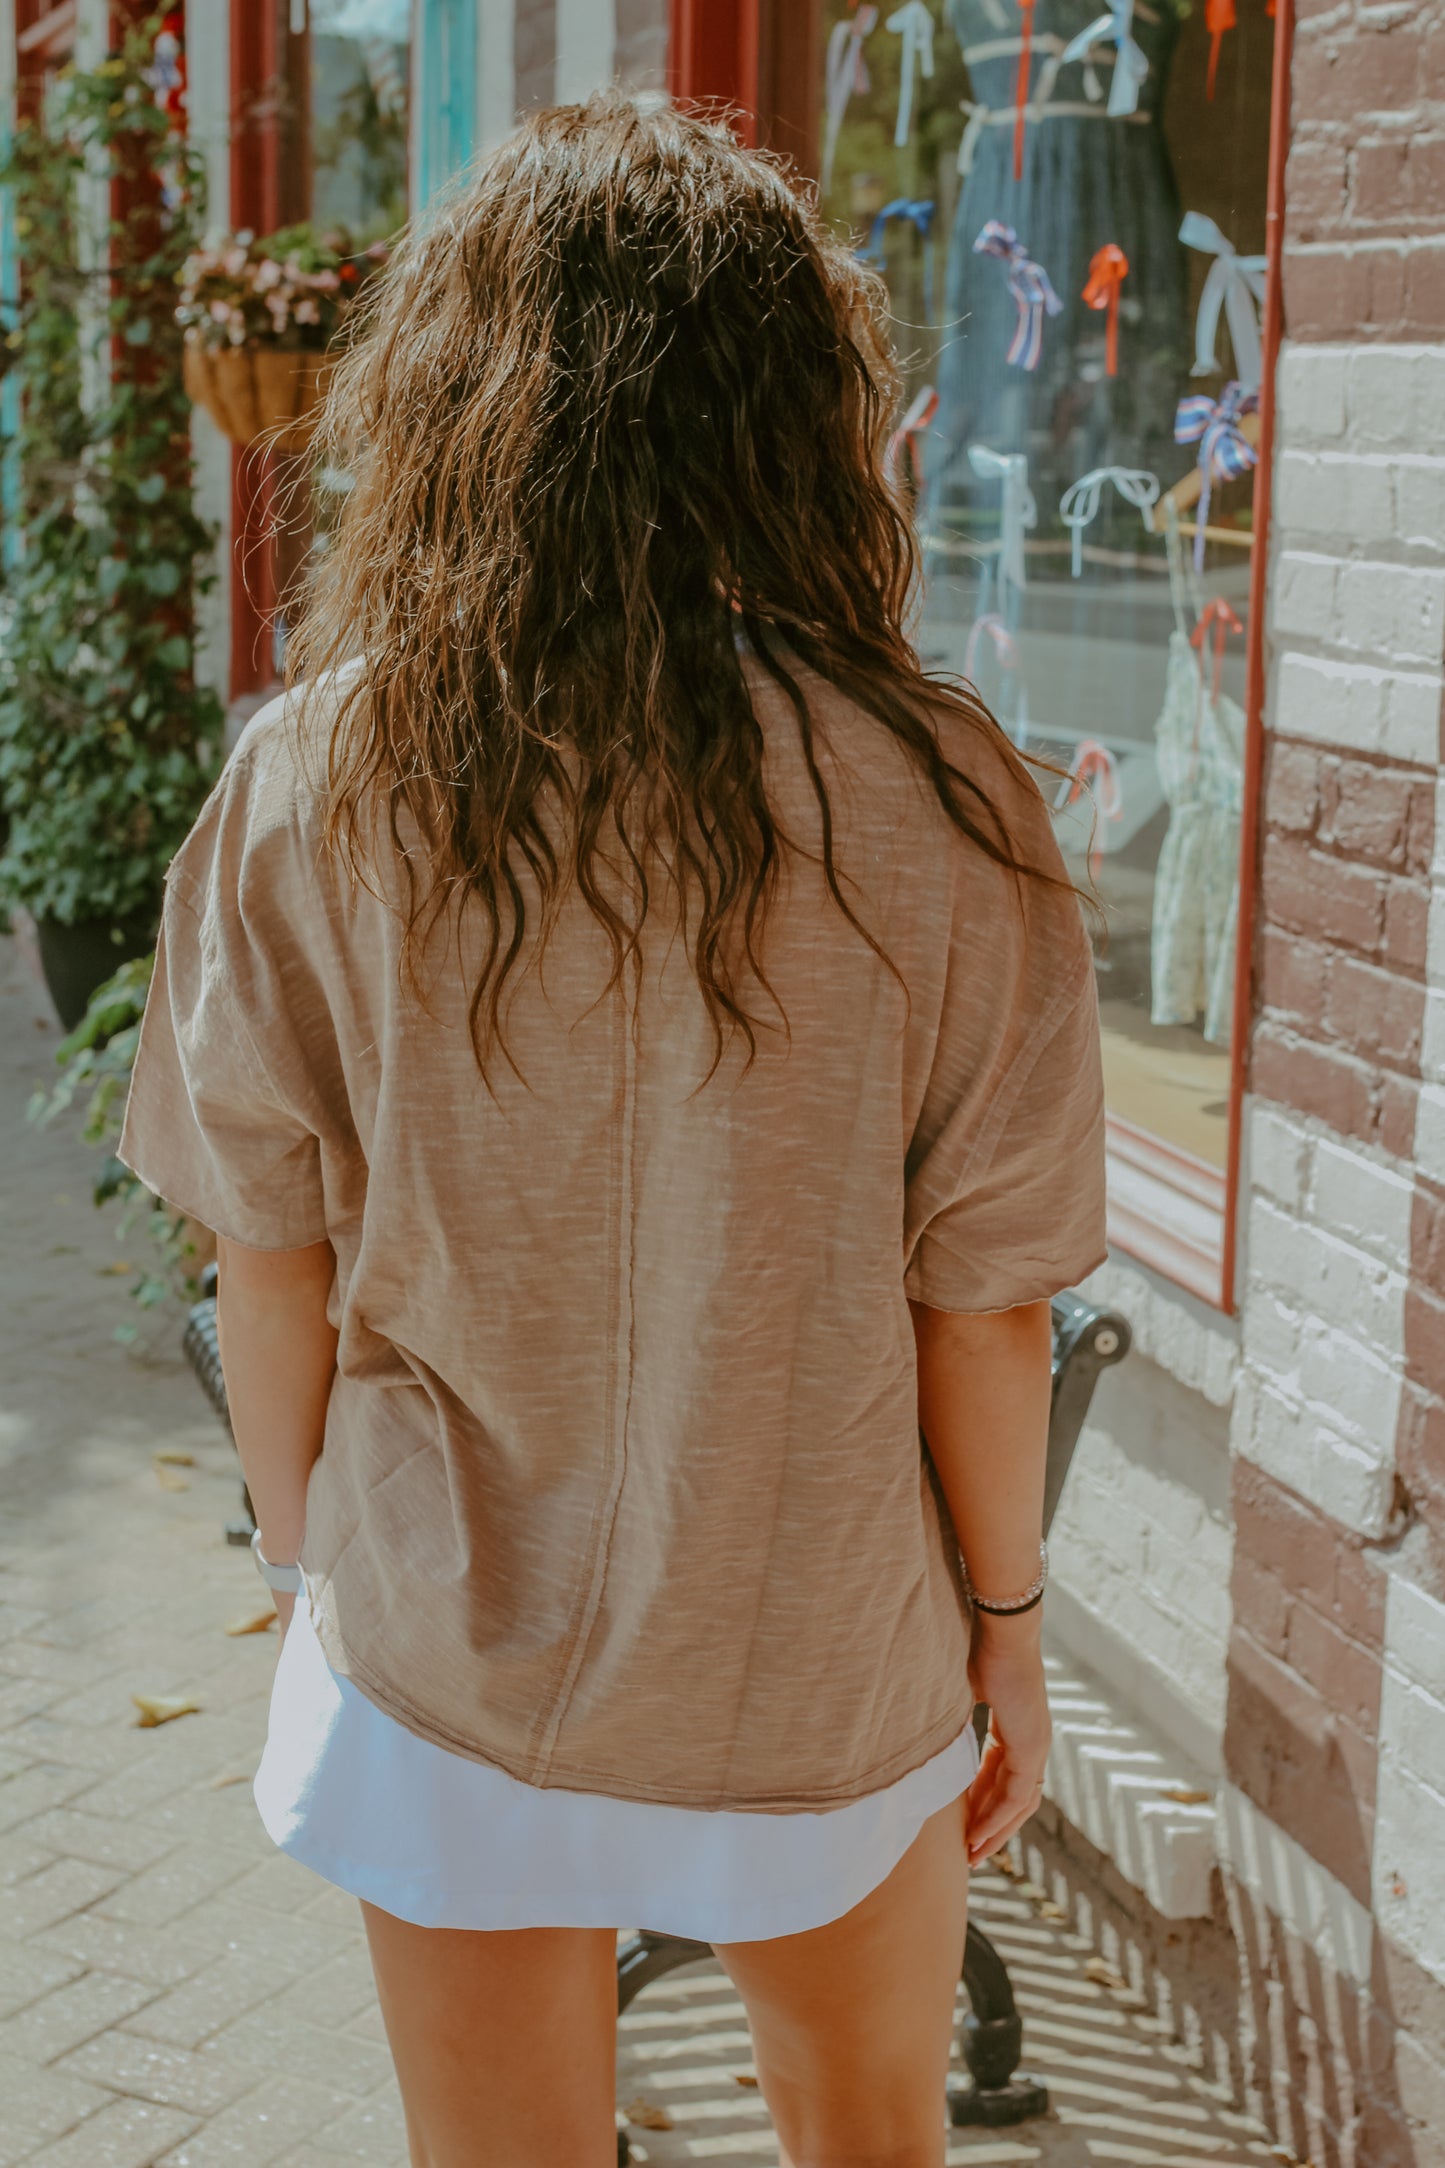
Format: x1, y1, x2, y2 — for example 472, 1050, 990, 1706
933, 0, 1189, 546
1149, 502, 1244, 1047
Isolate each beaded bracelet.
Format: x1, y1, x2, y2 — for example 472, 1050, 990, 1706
962, 1539, 1048, 1616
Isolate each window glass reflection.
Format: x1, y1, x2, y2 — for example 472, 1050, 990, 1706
818, 0, 1274, 1171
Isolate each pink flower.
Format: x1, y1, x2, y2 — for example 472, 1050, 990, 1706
294, 297, 320, 325
254, 259, 283, 291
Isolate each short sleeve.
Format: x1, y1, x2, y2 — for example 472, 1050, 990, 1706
902, 757, 1108, 1314
118, 871, 330, 1254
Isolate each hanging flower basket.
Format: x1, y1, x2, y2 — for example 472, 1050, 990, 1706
176, 223, 390, 455
182, 338, 332, 453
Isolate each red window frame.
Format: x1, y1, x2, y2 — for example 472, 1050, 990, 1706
669, 0, 1295, 1314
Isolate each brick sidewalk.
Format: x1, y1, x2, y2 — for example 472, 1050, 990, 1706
0, 933, 1277, 2166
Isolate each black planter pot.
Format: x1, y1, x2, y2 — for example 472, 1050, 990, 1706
34, 905, 159, 1031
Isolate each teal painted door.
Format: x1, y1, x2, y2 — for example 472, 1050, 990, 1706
416, 0, 478, 204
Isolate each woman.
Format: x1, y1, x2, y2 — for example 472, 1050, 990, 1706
121, 96, 1105, 2168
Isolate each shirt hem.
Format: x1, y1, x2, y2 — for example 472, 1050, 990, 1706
255, 1735, 981, 1939
310, 1610, 977, 1813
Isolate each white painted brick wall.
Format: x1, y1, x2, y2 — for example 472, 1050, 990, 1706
1049, 1380, 1233, 1764
1272, 651, 1441, 762
1281, 342, 1445, 460
1247, 1199, 1407, 1348
1307, 1138, 1415, 1268
1275, 344, 1347, 446
1233, 1367, 1395, 1538
1373, 1575, 1445, 1989
1272, 554, 1445, 670
1239, 1153, 1407, 1536
1273, 451, 1401, 554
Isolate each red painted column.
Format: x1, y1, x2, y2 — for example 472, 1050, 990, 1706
668, 0, 760, 143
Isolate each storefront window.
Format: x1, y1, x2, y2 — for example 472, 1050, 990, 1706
307, 0, 410, 242
815, 0, 1274, 1276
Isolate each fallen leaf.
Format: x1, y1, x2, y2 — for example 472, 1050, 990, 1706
733, 2071, 759, 2088
100, 1260, 134, 1276
1015, 1879, 1046, 1902
210, 1770, 253, 1790
224, 1606, 276, 1638
132, 1693, 200, 1729
1084, 1957, 1128, 1989
153, 1448, 195, 1467
1036, 1899, 1067, 1921
153, 1465, 190, 1492
624, 2098, 674, 2132
1161, 1786, 1211, 1805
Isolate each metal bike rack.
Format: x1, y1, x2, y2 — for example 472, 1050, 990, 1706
183, 1274, 1130, 2138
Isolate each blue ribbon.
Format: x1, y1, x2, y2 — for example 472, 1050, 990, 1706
973, 221, 1062, 372
1060, 1, 1149, 118
861, 198, 937, 324
1175, 380, 1259, 568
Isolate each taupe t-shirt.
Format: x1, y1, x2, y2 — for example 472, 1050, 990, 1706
120, 659, 1106, 1811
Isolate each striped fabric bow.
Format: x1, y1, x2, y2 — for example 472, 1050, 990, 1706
863, 198, 937, 321
1058, 464, 1158, 577
1060, 0, 1149, 117
973, 221, 1061, 371
1174, 379, 1259, 569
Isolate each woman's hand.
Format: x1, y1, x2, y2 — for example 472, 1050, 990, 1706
963, 1610, 1051, 1869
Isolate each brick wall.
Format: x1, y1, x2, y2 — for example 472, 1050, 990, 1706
1227, 3, 1445, 2160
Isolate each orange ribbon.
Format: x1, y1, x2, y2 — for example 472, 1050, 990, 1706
1206, 0, 1236, 99
1013, 0, 1035, 181
1190, 596, 1244, 699
1082, 244, 1129, 377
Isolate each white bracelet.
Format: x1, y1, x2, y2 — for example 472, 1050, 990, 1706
250, 1529, 303, 1596
962, 1540, 1048, 1615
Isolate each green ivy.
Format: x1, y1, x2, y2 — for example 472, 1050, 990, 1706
28, 952, 207, 1327
0, 19, 222, 928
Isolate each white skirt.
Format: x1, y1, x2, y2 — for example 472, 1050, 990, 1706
254, 1584, 980, 1942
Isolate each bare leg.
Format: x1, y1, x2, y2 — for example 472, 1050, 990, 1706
360, 1906, 619, 2168
713, 1791, 970, 2168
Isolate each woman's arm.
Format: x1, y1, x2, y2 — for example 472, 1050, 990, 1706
215, 1235, 339, 1632
910, 1297, 1054, 1869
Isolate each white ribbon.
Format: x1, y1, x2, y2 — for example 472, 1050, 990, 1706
968, 444, 1036, 600
1058, 465, 1160, 577
1059, 1, 1149, 118
822, 7, 879, 195
887, 3, 936, 147
1180, 211, 1266, 389
957, 100, 991, 175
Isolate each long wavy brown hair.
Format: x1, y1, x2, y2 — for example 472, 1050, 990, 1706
291, 93, 1068, 1074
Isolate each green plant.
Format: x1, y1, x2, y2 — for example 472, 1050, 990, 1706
28, 951, 207, 1327
0, 17, 222, 929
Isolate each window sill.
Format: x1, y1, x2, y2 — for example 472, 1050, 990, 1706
1105, 1113, 1226, 1308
